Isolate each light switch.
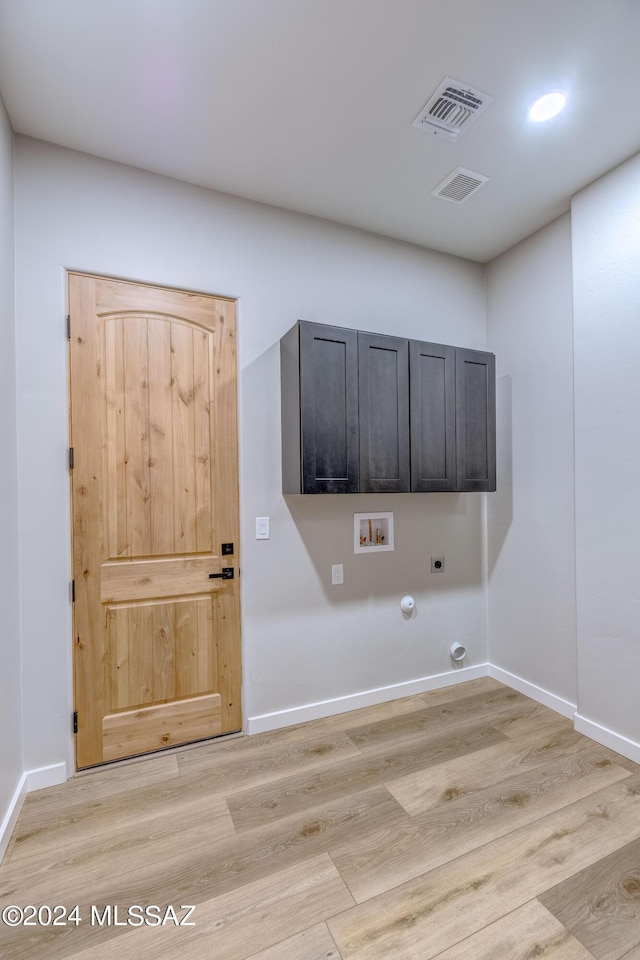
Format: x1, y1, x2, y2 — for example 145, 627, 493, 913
256, 517, 270, 540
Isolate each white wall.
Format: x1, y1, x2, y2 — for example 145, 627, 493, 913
486, 215, 577, 711
0, 97, 23, 843
14, 137, 488, 771
572, 153, 640, 756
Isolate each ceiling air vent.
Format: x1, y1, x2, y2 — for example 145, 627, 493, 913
431, 167, 489, 204
412, 77, 493, 141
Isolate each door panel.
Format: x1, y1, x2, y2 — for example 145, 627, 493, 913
105, 598, 216, 710
100, 556, 222, 603
102, 694, 222, 763
69, 274, 241, 768
103, 314, 215, 558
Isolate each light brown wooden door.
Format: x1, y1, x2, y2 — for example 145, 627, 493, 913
69, 274, 241, 768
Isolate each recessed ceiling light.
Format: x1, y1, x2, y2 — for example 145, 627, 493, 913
528, 91, 567, 122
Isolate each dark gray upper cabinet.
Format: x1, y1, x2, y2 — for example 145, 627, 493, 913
280, 320, 495, 494
409, 340, 456, 492
455, 347, 497, 492
358, 332, 410, 493
281, 320, 359, 493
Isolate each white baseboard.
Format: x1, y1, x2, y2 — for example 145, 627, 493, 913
574, 713, 640, 766
25, 762, 67, 793
246, 664, 490, 735
488, 665, 577, 719
0, 762, 67, 863
0, 773, 27, 864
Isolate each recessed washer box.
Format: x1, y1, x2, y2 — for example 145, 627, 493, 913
354, 512, 394, 553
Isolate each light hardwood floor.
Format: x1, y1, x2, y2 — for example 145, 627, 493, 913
2, 677, 640, 959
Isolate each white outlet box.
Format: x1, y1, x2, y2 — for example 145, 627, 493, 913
331, 564, 344, 585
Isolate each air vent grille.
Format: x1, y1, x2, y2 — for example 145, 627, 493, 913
432, 167, 489, 204
412, 77, 493, 141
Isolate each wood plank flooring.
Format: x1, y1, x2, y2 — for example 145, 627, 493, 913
2, 677, 640, 959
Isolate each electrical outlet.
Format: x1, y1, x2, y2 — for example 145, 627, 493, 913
331, 563, 344, 585
431, 556, 445, 573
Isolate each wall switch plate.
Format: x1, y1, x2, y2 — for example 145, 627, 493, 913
431, 556, 445, 572
256, 517, 270, 540
331, 563, 344, 585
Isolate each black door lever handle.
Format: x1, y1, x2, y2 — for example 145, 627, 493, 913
209, 568, 235, 580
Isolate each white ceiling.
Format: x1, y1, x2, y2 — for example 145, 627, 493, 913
1, 0, 639, 262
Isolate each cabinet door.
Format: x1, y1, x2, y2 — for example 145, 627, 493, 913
409, 340, 456, 492
455, 348, 496, 492
358, 332, 410, 493
298, 322, 359, 493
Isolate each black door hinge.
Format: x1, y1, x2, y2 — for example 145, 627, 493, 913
69, 447, 74, 470
66, 314, 71, 340
73, 711, 78, 735
71, 579, 75, 603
